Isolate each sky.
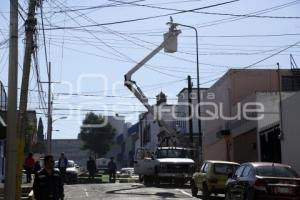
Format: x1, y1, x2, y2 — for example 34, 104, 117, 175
0, 0, 299, 139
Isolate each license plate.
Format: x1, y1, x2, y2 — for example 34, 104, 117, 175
276, 187, 290, 194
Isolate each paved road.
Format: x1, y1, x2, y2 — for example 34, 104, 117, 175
64, 183, 225, 200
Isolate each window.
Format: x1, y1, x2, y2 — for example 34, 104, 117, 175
234, 166, 245, 178
203, 163, 209, 173
200, 163, 207, 172
282, 76, 300, 91
242, 166, 251, 177
255, 166, 299, 178
214, 164, 240, 175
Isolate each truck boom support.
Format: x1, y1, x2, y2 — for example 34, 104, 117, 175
124, 25, 181, 146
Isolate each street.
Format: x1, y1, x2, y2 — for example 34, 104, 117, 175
64, 183, 224, 200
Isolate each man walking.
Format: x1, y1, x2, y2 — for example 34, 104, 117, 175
87, 156, 97, 180
33, 155, 64, 200
58, 153, 68, 182
107, 157, 117, 183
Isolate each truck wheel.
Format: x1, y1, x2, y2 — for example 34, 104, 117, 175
144, 176, 153, 186
174, 179, 185, 187
202, 183, 210, 200
154, 177, 160, 187
191, 180, 198, 197
138, 175, 143, 182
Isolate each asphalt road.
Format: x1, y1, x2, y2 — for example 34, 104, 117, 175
64, 183, 225, 200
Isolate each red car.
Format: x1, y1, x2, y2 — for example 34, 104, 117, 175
225, 162, 300, 200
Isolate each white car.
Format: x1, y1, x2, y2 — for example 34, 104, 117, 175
55, 160, 79, 184
119, 167, 135, 178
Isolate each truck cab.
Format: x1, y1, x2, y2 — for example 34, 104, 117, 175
134, 147, 195, 186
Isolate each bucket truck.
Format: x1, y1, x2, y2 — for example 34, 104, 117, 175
124, 21, 195, 186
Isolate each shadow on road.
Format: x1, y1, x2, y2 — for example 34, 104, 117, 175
106, 184, 176, 198
196, 194, 224, 200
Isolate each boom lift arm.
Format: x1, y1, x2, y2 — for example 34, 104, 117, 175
124, 24, 181, 146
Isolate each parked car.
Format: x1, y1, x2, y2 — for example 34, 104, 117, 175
191, 160, 240, 199
55, 160, 79, 184
225, 162, 300, 200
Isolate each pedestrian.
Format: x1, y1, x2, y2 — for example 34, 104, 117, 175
34, 160, 41, 174
87, 156, 97, 180
58, 152, 68, 182
33, 155, 64, 200
107, 157, 117, 183
24, 152, 35, 183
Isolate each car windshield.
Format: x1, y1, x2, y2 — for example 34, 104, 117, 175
156, 149, 189, 158
67, 161, 74, 168
255, 166, 299, 178
214, 163, 239, 175
54, 160, 75, 168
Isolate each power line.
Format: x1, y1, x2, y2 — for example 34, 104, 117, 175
43, 0, 239, 29
110, 0, 300, 19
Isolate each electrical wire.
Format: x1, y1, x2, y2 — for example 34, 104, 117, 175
43, 0, 239, 29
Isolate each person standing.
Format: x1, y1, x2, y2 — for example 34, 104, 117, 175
33, 155, 64, 200
107, 157, 117, 183
34, 160, 41, 174
24, 152, 35, 183
87, 156, 97, 180
58, 153, 68, 182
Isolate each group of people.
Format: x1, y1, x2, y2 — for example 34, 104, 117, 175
23, 153, 41, 183
24, 152, 118, 200
86, 156, 117, 183
24, 153, 68, 200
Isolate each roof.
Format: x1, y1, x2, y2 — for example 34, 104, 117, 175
246, 162, 292, 168
177, 87, 209, 96
204, 160, 240, 165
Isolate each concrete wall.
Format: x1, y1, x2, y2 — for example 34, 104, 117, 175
282, 92, 300, 174
52, 139, 89, 168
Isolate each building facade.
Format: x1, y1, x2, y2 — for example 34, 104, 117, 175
203, 69, 300, 163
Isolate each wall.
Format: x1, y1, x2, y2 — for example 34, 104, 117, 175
282, 92, 300, 174
202, 69, 296, 162
51, 139, 89, 168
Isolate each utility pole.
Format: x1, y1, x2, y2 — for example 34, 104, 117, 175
187, 76, 194, 158
46, 62, 52, 154
5, 0, 18, 199
16, 0, 37, 198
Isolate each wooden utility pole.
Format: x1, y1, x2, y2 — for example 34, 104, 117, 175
16, 0, 37, 198
187, 76, 194, 158
46, 62, 53, 154
5, 0, 19, 198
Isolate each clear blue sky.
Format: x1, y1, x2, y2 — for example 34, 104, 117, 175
0, 0, 299, 138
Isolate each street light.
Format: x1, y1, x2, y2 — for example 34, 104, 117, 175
47, 116, 67, 154
167, 20, 202, 164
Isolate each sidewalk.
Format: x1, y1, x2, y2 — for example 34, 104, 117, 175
0, 183, 33, 199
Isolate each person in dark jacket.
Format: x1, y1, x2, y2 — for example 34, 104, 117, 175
33, 155, 64, 200
87, 156, 97, 180
34, 160, 41, 174
107, 157, 117, 183
58, 152, 68, 182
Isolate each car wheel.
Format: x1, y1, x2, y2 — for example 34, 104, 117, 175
191, 180, 198, 197
202, 183, 210, 200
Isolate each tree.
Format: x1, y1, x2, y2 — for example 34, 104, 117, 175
78, 112, 116, 157
37, 117, 44, 141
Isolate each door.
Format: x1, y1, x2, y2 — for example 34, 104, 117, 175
195, 162, 209, 190
260, 126, 282, 163
229, 165, 245, 199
